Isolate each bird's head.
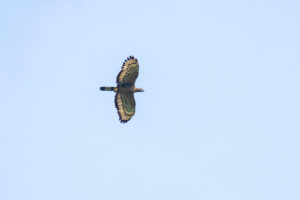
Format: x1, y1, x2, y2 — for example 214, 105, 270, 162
134, 88, 144, 92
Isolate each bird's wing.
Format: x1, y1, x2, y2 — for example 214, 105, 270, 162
116, 56, 139, 86
114, 92, 136, 123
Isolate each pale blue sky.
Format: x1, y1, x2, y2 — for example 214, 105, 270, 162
1, 1, 300, 200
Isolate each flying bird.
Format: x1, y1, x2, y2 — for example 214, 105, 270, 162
100, 56, 144, 123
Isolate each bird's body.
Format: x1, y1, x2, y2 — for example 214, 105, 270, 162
100, 86, 143, 93
100, 56, 144, 123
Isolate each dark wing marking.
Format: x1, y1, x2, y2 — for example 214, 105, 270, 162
114, 92, 136, 123
116, 56, 139, 87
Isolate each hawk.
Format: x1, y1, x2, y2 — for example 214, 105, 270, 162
100, 56, 144, 123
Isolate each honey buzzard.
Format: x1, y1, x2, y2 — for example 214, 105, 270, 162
100, 56, 144, 123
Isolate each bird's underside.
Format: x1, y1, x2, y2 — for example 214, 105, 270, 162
100, 56, 144, 123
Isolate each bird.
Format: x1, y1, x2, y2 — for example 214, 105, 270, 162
100, 56, 144, 123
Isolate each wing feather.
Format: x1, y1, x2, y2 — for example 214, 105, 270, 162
114, 92, 136, 123
116, 56, 139, 86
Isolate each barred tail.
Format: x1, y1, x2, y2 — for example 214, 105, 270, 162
100, 87, 117, 91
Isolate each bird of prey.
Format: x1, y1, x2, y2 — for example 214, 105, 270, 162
100, 56, 144, 123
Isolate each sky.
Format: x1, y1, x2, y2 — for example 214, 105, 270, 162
1, 0, 300, 199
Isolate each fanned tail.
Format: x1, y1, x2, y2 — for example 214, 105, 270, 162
100, 87, 117, 91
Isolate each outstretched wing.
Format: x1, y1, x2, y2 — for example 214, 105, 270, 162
116, 56, 139, 87
114, 92, 136, 123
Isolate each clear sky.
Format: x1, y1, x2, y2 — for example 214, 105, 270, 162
1, 1, 300, 200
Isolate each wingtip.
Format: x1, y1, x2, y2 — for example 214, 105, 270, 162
125, 55, 138, 62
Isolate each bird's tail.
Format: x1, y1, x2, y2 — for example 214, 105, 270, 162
100, 87, 117, 92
